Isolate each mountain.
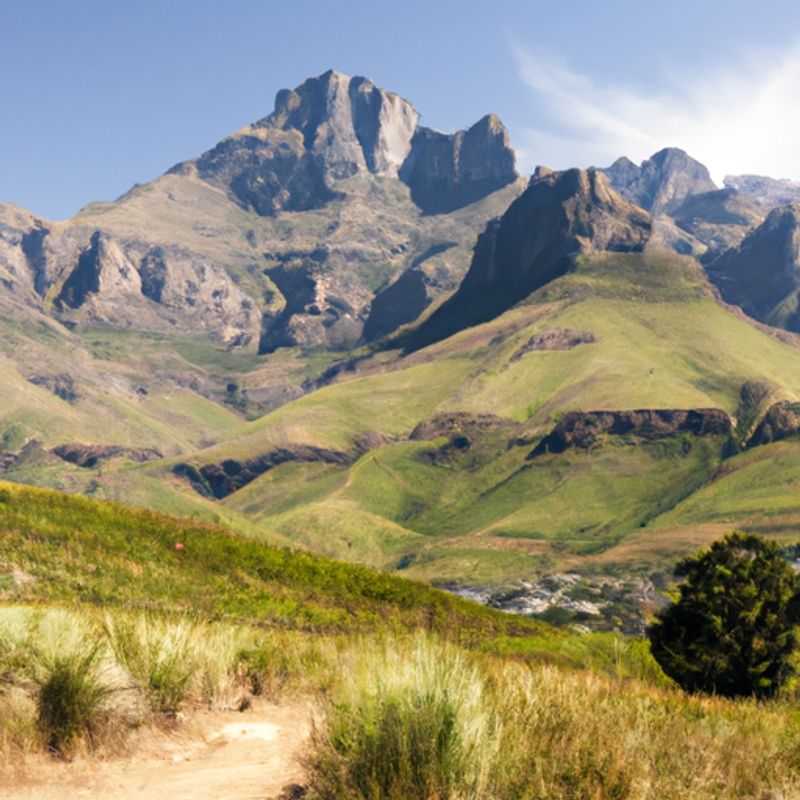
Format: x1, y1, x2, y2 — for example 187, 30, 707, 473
0, 70, 523, 355
724, 174, 800, 208
669, 188, 766, 258
408, 166, 651, 348
708, 204, 800, 331
602, 148, 717, 215
10, 74, 800, 631
26, 164, 796, 619
599, 148, 762, 261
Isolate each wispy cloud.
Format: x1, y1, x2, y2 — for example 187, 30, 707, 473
512, 43, 800, 183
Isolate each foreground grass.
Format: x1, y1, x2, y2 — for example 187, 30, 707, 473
4, 608, 800, 799
0, 605, 333, 762
306, 635, 800, 800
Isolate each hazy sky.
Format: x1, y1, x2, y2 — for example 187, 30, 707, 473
4, 0, 800, 219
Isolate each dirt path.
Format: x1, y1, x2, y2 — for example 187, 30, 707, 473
4, 702, 312, 800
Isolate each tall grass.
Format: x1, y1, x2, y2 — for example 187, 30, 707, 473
0, 606, 320, 765
305, 636, 498, 799
33, 643, 115, 753
305, 634, 800, 800
6, 606, 800, 798
104, 614, 198, 715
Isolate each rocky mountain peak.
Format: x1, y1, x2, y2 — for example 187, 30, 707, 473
603, 147, 717, 214
409, 167, 651, 347
708, 202, 800, 331
260, 69, 419, 180
723, 174, 800, 209
186, 70, 517, 217
399, 112, 517, 214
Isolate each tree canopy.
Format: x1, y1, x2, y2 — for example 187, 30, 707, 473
648, 532, 800, 698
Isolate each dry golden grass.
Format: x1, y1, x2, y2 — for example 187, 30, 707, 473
306, 634, 800, 800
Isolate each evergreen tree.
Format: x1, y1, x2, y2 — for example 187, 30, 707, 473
648, 532, 800, 698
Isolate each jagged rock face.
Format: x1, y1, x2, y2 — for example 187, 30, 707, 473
399, 115, 517, 214
670, 188, 766, 259
724, 175, 800, 209
46, 231, 261, 346
186, 70, 516, 218
411, 168, 651, 347
708, 204, 800, 332
0, 71, 524, 353
530, 409, 732, 456
603, 148, 717, 214
57, 231, 141, 309
187, 70, 420, 215
0, 205, 62, 304
267, 71, 419, 180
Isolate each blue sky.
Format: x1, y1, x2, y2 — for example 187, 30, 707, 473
4, 0, 800, 219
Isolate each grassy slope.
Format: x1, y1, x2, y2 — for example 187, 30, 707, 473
3, 484, 800, 800
0, 481, 552, 644
114, 251, 800, 583
10, 250, 800, 586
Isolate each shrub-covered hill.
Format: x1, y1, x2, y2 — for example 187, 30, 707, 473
0, 481, 552, 642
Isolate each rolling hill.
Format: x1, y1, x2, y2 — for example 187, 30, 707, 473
38, 171, 800, 612
6, 74, 800, 632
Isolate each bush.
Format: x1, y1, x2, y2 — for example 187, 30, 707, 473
104, 615, 195, 715
34, 644, 114, 753
304, 635, 496, 799
648, 532, 800, 698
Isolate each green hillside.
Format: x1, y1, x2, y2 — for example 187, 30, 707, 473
85, 250, 800, 585
0, 480, 548, 641
4, 483, 800, 800
8, 249, 800, 592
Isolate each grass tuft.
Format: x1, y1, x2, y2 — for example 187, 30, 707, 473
104, 614, 197, 716
33, 642, 114, 754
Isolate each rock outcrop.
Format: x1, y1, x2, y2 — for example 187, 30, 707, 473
399, 114, 517, 214
173, 445, 353, 499
529, 409, 732, 457
52, 443, 163, 468
410, 167, 651, 347
56, 231, 142, 309
409, 412, 517, 441
0, 71, 524, 353
28, 373, 78, 403
670, 188, 765, 259
510, 329, 596, 361
707, 204, 800, 332
603, 148, 717, 215
746, 402, 800, 448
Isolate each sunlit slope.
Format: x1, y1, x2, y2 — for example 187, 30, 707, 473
0, 304, 260, 451
182, 251, 800, 460
0, 480, 550, 641
133, 251, 800, 582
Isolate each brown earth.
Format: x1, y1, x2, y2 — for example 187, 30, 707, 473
3, 702, 311, 800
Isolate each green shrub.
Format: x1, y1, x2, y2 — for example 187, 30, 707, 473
104, 615, 195, 715
305, 635, 496, 799
34, 644, 114, 753
649, 532, 800, 698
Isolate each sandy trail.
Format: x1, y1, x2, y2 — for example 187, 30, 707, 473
4, 702, 311, 800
